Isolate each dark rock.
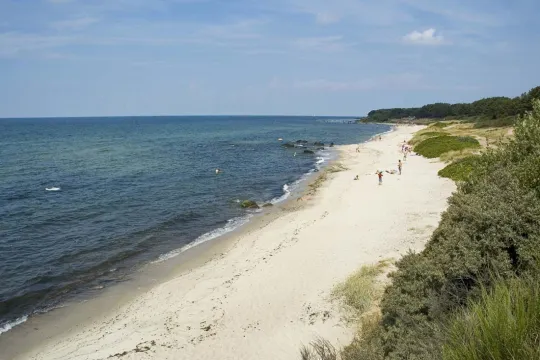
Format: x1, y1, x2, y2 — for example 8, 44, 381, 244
329, 142, 335, 147
281, 142, 295, 148
296, 140, 309, 144
313, 141, 325, 146
262, 203, 273, 207
303, 149, 315, 154
240, 200, 259, 209
317, 147, 325, 151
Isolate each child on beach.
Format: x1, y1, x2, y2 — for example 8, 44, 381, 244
376, 170, 383, 185
398, 160, 402, 175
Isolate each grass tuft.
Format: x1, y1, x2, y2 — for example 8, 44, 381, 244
332, 260, 390, 318
443, 277, 540, 360
300, 338, 338, 360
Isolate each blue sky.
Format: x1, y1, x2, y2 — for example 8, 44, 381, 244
1, 0, 539, 117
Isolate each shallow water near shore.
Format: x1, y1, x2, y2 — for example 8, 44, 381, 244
0, 115, 389, 334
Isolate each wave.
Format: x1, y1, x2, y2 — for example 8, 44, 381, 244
0, 315, 28, 335
153, 215, 253, 263
45, 187, 61, 191
153, 148, 332, 264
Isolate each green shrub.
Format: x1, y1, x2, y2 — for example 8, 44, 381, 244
473, 116, 516, 128
376, 100, 540, 359
443, 277, 540, 360
414, 135, 480, 158
438, 156, 479, 181
328, 100, 540, 360
341, 314, 385, 360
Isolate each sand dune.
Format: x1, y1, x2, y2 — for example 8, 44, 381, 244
17, 125, 455, 360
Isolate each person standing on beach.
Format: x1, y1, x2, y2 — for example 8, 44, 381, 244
398, 160, 402, 175
376, 171, 383, 185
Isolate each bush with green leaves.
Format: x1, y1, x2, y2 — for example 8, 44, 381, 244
301, 100, 540, 360
414, 136, 480, 158
437, 156, 478, 181
376, 100, 540, 359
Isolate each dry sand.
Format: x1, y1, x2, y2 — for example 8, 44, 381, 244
14, 125, 455, 360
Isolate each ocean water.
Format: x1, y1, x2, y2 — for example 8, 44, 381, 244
0, 116, 389, 333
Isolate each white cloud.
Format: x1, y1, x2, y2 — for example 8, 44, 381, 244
403, 28, 444, 45
51, 17, 100, 30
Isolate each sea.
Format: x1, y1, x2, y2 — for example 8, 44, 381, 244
0, 116, 390, 334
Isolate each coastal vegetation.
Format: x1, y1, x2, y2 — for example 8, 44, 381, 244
413, 135, 480, 158
359, 86, 540, 125
302, 100, 540, 359
301, 261, 390, 360
437, 156, 478, 182
443, 277, 540, 360
332, 261, 389, 319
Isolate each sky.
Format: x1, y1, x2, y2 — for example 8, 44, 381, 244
0, 0, 539, 117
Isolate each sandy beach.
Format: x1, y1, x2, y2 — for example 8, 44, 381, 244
11, 125, 455, 360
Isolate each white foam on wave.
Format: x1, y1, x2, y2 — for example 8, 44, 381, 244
154, 144, 338, 264
270, 147, 332, 205
270, 183, 292, 204
45, 187, 61, 191
153, 215, 253, 263
0, 315, 28, 335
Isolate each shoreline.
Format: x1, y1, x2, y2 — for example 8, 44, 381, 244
0, 134, 341, 337
0, 126, 388, 352
3, 125, 455, 360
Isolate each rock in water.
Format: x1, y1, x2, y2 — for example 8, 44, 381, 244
241, 200, 259, 209
281, 142, 295, 148
303, 149, 315, 154
262, 203, 274, 207
329, 142, 335, 147
313, 141, 325, 146
296, 140, 309, 144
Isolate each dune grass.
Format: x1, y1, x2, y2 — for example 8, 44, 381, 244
443, 277, 540, 360
300, 261, 390, 360
300, 338, 338, 360
414, 135, 480, 159
332, 260, 390, 318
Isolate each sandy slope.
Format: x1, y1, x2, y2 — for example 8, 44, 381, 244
17, 125, 455, 360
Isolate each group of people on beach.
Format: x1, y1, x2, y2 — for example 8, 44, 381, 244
353, 137, 412, 185
373, 140, 410, 185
